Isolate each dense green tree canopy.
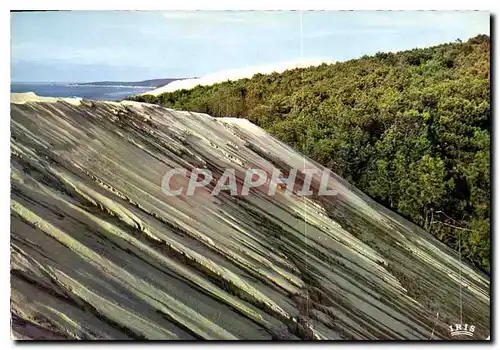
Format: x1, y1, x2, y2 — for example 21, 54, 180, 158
130, 35, 491, 273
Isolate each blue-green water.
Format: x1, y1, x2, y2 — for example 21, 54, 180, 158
11, 82, 154, 101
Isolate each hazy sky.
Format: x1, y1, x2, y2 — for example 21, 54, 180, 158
11, 11, 490, 82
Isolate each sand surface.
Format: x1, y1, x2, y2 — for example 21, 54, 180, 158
145, 59, 335, 96
10, 93, 490, 340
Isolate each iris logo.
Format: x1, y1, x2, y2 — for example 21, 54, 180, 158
449, 324, 475, 337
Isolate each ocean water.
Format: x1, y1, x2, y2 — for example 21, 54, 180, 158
11, 83, 154, 101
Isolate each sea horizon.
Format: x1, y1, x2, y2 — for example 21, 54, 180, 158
11, 82, 154, 101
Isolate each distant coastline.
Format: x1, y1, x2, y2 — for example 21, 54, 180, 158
76, 78, 188, 88
11, 82, 150, 101
10, 77, 194, 101
12, 78, 190, 88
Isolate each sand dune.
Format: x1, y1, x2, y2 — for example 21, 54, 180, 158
10, 93, 489, 340
145, 59, 335, 96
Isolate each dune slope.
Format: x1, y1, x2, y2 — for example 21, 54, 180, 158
10, 93, 489, 340
145, 59, 334, 95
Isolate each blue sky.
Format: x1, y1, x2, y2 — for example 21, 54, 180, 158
11, 11, 490, 82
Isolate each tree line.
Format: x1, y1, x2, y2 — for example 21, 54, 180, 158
129, 35, 491, 273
